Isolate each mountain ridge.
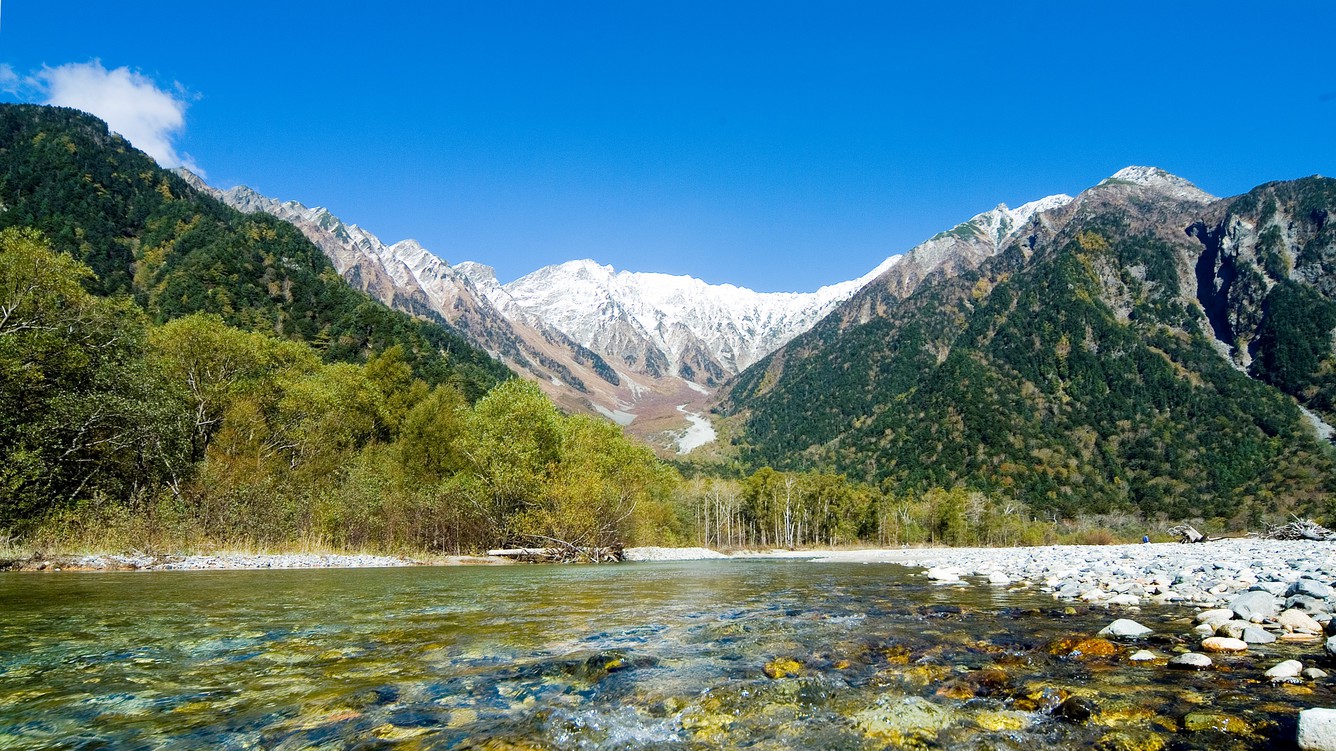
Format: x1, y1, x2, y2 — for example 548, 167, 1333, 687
719, 166, 1336, 520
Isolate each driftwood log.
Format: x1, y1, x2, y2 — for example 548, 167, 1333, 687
1264, 517, 1336, 541
487, 542, 624, 563
1167, 524, 1225, 544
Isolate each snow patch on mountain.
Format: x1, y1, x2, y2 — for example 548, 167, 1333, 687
472, 255, 901, 379
898, 193, 1075, 276
675, 405, 717, 454
1101, 166, 1216, 203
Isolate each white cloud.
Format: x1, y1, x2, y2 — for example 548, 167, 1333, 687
35, 61, 203, 175
0, 64, 19, 94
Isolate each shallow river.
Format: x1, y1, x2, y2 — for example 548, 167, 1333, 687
0, 560, 1329, 749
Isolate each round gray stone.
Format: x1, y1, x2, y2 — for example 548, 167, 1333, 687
1169, 652, 1213, 669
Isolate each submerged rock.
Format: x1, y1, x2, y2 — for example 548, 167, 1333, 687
763, 657, 802, 679
1055, 696, 1097, 723
1010, 684, 1070, 712
974, 709, 1028, 731
1182, 711, 1251, 734
1048, 636, 1120, 659
853, 697, 955, 743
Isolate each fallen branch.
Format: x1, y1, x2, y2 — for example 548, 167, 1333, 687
487, 540, 624, 563
1167, 524, 1225, 544
1264, 516, 1336, 541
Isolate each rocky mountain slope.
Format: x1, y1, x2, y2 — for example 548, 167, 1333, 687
721, 167, 1336, 520
193, 173, 899, 450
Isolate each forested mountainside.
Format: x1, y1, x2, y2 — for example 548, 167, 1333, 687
721, 170, 1336, 522
0, 104, 686, 552
0, 104, 510, 395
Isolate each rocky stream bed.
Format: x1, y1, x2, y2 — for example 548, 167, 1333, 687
4, 541, 1336, 749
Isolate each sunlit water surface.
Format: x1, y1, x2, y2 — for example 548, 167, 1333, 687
1, 560, 1329, 749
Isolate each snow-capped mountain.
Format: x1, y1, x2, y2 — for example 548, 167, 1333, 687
460, 255, 900, 387
179, 169, 900, 452
876, 194, 1073, 302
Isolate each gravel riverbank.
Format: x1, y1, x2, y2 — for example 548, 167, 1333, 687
8, 539, 1335, 604
743, 539, 1336, 611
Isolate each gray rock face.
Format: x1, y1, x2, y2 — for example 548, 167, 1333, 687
1326, 636, 1336, 660
1299, 708, 1336, 751
1229, 590, 1279, 621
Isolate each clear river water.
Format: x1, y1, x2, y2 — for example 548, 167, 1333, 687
0, 560, 1329, 750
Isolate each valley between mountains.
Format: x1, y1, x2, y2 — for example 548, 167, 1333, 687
189, 161, 1336, 519
180, 168, 1084, 453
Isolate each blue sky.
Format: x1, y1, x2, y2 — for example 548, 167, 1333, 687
2, 2, 1333, 291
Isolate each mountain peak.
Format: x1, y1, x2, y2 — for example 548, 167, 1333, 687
455, 261, 497, 285
1100, 166, 1215, 203
560, 258, 617, 279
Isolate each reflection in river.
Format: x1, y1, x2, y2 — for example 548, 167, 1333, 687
0, 560, 1327, 749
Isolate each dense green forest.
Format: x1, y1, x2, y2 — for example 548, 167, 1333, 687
722, 180, 1336, 526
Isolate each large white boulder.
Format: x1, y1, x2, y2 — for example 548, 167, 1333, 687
1299, 708, 1336, 751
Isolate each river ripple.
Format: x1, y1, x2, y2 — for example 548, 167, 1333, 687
0, 560, 1329, 749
